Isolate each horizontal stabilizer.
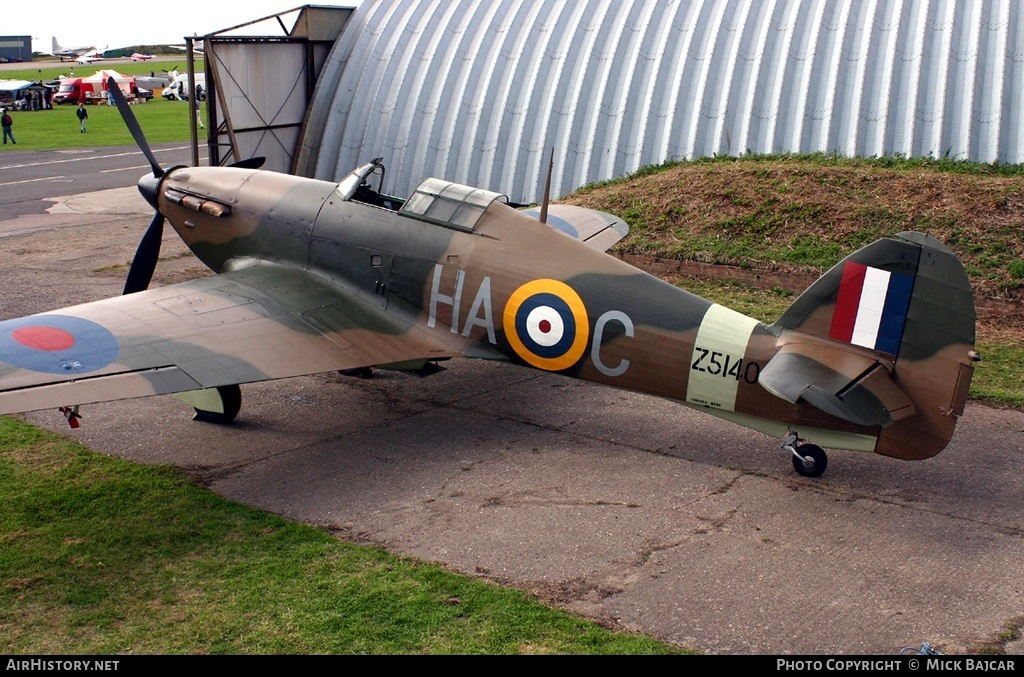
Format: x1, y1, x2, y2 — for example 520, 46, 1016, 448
522, 204, 629, 252
759, 339, 915, 428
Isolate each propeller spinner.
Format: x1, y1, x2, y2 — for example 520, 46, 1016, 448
107, 77, 266, 294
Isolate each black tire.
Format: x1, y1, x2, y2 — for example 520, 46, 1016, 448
192, 384, 242, 424
792, 443, 828, 477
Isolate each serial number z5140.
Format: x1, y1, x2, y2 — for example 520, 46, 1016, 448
690, 347, 760, 384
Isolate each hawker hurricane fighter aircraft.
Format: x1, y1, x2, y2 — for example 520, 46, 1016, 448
0, 79, 977, 477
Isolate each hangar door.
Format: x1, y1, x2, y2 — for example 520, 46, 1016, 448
206, 39, 314, 174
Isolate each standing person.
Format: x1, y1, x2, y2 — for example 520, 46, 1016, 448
193, 89, 205, 129
1, 109, 15, 144
76, 103, 88, 133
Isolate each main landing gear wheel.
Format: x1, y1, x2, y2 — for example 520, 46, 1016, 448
792, 443, 828, 478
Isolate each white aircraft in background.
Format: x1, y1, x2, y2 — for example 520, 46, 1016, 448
169, 38, 204, 56
131, 52, 154, 61
51, 37, 96, 62
75, 49, 106, 65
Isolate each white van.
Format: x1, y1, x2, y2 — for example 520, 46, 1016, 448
162, 73, 207, 102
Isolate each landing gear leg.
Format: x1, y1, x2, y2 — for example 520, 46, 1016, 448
782, 431, 828, 478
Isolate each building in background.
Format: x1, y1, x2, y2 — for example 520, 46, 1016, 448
0, 36, 32, 63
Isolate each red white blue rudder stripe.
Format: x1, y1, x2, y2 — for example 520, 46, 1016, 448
829, 262, 914, 355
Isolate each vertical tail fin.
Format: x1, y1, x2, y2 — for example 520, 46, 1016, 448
771, 232, 976, 459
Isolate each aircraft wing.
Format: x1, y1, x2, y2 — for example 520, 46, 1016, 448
0, 262, 462, 414
522, 205, 629, 252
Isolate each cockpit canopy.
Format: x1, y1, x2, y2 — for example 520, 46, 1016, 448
401, 177, 506, 232
336, 159, 507, 233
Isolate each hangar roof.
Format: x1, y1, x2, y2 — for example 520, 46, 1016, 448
297, 0, 1024, 203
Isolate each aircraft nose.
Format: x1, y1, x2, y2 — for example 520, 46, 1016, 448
138, 172, 161, 210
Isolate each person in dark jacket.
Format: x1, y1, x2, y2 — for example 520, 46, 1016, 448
1, 109, 15, 144
76, 104, 88, 133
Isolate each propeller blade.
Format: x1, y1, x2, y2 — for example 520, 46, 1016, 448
229, 157, 266, 170
107, 76, 163, 178
122, 212, 165, 294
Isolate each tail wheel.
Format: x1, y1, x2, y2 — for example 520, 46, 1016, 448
792, 444, 828, 477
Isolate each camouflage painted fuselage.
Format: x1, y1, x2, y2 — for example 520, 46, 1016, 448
157, 165, 975, 461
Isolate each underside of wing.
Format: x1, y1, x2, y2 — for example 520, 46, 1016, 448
0, 261, 463, 414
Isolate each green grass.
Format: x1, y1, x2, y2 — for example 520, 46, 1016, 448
673, 278, 794, 322
567, 155, 1024, 408
570, 155, 1024, 298
969, 342, 1024, 408
0, 417, 684, 655
0, 97, 199, 149
1, 61, 204, 149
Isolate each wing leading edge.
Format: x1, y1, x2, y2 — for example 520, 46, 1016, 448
0, 262, 462, 414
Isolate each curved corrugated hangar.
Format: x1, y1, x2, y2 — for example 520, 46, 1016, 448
206, 0, 1024, 204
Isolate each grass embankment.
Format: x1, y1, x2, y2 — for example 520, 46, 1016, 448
0, 417, 681, 654
0, 62, 202, 149
564, 155, 1024, 408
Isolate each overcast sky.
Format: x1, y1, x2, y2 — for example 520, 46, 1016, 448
11, 1, 363, 54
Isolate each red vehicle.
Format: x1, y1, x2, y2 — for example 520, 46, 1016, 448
53, 78, 99, 105
53, 75, 136, 105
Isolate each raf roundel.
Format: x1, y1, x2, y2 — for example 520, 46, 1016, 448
503, 279, 589, 371
0, 315, 120, 375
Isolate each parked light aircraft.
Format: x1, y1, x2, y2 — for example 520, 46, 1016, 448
0, 79, 978, 477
